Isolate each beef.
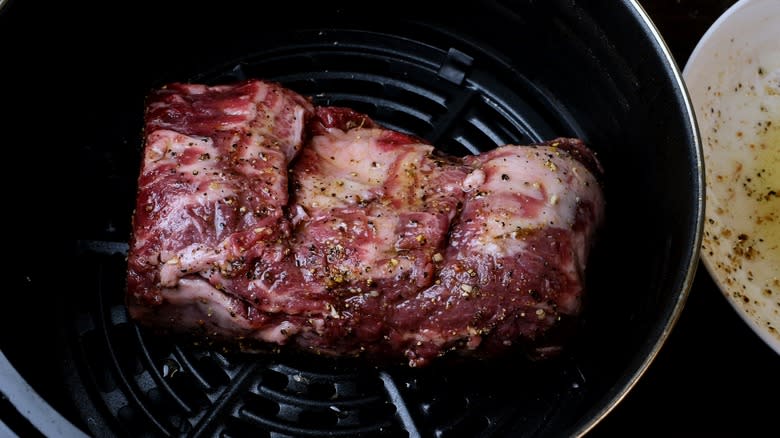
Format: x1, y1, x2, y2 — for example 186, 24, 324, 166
127, 80, 329, 343
393, 140, 604, 363
127, 79, 605, 367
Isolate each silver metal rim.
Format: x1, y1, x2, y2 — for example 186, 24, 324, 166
575, 1, 705, 436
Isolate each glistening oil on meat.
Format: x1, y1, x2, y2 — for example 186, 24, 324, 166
126, 79, 605, 367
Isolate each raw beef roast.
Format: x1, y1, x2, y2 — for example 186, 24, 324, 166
127, 79, 605, 367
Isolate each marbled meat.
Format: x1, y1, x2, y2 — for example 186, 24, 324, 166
126, 79, 605, 367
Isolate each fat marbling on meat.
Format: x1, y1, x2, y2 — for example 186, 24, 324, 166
126, 79, 605, 367
127, 80, 330, 344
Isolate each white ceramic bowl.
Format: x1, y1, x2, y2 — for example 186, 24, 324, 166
684, 0, 780, 354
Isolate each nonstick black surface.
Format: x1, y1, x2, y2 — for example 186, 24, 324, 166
592, 1, 780, 436
0, 1, 707, 436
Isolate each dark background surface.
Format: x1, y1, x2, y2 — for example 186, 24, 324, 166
592, 1, 780, 437
1, 1, 778, 437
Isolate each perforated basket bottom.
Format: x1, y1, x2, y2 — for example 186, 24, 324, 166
65, 27, 588, 437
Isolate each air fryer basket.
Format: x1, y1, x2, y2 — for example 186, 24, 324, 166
1, 1, 701, 437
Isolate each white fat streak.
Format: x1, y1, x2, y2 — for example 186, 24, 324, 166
357, 207, 416, 280
159, 243, 226, 287
235, 139, 284, 178
144, 130, 222, 181
256, 320, 300, 344
245, 279, 329, 315
462, 169, 485, 192
288, 106, 307, 155
160, 278, 252, 331
299, 129, 435, 211
290, 204, 310, 227
158, 279, 310, 344
298, 130, 389, 210
137, 248, 322, 344
400, 328, 462, 348
179, 84, 209, 94
472, 146, 603, 261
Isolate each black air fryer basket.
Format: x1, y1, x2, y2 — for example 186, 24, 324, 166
0, 1, 702, 437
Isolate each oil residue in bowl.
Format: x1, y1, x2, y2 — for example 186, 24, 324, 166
739, 64, 780, 282
687, 1, 780, 352
700, 58, 780, 343
744, 116, 780, 270
738, 62, 780, 340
